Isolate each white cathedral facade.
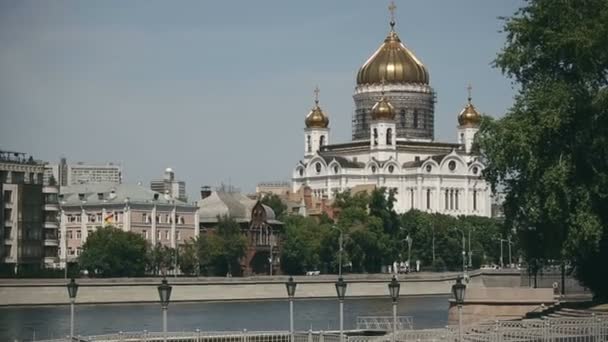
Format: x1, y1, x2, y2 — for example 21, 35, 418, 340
291, 13, 492, 217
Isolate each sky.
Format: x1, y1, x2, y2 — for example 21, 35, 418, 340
0, 0, 522, 199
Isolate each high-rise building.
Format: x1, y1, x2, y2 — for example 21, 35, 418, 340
1, 150, 59, 273
150, 168, 187, 202
44, 158, 122, 186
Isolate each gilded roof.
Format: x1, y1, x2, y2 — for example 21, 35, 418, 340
357, 24, 429, 86
305, 100, 329, 128
371, 95, 396, 120
458, 98, 482, 126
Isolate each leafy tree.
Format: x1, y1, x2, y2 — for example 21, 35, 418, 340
216, 215, 248, 275
479, 0, 608, 298
178, 239, 198, 276
146, 243, 175, 276
260, 194, 287, 219
79, 226, 148, 277
280, 215, 330, 274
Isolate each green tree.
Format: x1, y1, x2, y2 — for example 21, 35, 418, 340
479, 0, 608, 298
146, 243, 175, 276
79, 226, 148, 277
280, 215, 330, 274
178, 239, 198, 276
260, 194, 287, 219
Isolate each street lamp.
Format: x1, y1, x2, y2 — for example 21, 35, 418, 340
158, 278, 172, 342
452, 276, 466, 342
452, 228, 466, 274
285, 276, 297, 342
335, 276, 348, 341
388, 276, 401, 342
332, 226, 344, 276
66, 278, 79, 339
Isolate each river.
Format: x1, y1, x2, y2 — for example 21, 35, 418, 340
0, 296, 450, 341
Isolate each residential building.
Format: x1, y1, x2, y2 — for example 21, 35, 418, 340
150, 168, 187, 202
1, 150, 59, 272
255, 182, 291, 198
58, 183, 198, 267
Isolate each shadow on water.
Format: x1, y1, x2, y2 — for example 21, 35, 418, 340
0, 296, 449, 341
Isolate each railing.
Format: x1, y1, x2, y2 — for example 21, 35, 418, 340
37, 330, 342, 342
356, 316, 414, 331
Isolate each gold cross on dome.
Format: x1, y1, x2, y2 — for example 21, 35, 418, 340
313, 86, 320, 104
388, 1, 397, 23
467, 83, 473, 103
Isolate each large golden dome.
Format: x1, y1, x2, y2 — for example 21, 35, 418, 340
357, 22, 429, 86
305, 100, 329, 129
371, 94, 396, 120
458, 96, 482, 126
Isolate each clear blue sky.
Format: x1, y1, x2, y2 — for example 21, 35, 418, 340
0, 0, 522, 198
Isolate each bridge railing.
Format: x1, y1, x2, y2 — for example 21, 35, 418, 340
356, 316, 414, 331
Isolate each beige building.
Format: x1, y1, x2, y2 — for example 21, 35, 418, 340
58, 183, 198, 266
44, 158, 122, 186
1, 151, 60, 272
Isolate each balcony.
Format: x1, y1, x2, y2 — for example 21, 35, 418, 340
44, 203, 59, 211
44, 256, 59, 265
44, 239, 59, 247
44, 221, 59, 229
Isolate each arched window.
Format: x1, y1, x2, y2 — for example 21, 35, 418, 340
473, 190, 477, 211
373, 128, 378, 146
320, 135, 325, 147
410, 189, 414, 209
413, 110, 419, 128
386, 128, 393, 145
307, 135, 311, 152
455, 190, 459, 210
445, 189, 449, 210
426, 189, 431, 209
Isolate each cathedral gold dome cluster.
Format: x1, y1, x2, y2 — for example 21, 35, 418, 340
458, 93, 482, 126
356, 22, 429, 86
371, 94, 396, 120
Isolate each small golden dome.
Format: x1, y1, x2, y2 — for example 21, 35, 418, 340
357, 23, 429, 86
458, 98, 482, 126
371, 95, 396, 121
305, 101, 329, 129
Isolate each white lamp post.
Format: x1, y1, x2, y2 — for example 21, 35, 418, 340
66, 278, 79, 339
452, 276, 466, 342
335, 276, 347, 341
388, 276, 401, 342
285, 276, 297, 342
157, 278, 172, 342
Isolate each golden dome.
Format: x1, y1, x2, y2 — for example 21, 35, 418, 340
357, 22, 429, 86
458, 97, 482, 126
305, 100, 329, 129
371, 95, 396, 120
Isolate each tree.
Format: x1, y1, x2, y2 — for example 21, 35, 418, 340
146, 243, 175, 276
260, 194, 287, 219
479, 0, 608, 298
178, 239, 198, 276
79, 226, 148, 277
280, 215, 330, 275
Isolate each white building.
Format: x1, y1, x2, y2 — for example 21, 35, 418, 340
150, 168, 187, 202
292, 13, 491, 217
44, 158, 122, 186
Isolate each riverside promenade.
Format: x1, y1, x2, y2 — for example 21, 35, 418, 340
0, 270, 535, 307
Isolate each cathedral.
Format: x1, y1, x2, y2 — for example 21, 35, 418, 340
291, 6, 492, 217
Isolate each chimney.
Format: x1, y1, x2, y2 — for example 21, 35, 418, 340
78, 193, 85, 201
200, 186, 212, 199
153, 193, 159, 201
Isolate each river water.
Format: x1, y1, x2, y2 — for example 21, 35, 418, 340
0, 296, 450, 341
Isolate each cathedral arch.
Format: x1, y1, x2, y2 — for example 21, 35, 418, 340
440, 156, 466, 174
307, 156, 327, 176
420, 159, 439, 174
328, 160, 341, 175
384, 161, 400, 174
468, 161, 484, 177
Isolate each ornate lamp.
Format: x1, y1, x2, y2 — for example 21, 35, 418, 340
158, 278, 172, 308
285, 276, 297, 298
67, 278, 79, 300
388, 275, 400, 303
452, 276, 466, 305
335, 276, 347, 300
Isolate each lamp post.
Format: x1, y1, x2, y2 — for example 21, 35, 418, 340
66, 278, 78, 339
335, 276, 347, 342
332, 226, 344, 276
388, 276, 401, 342
453, 228, 466, 274
285, 276, 297, 342
452, 276, 466, 342
157, 278, 172, 342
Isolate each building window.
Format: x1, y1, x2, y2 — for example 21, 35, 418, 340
473, 190, 477, 211
426, 165, 432, 173
320, 135, 325, 147
157, 231, 162, 241
448, 161, 456, 171
413, 110, 418, 128
143, 230, 148, 239
177, 231, 181, 241
400, 109, 406, 128
388, 165, 394, 173
455, 190, 459, 210
386, 128, 393, 145
315, 162, 322, 174
307, 135, 311, 152
298, 168, 304, 177
165, 231, 170, 240
472, 167, 479, 175
426, 189, 431, 210
3, 190, 11, 203
410, 189, 414, 209
373, 128, 378, 146
445, 190, 449, 210
76, 230, 81, 239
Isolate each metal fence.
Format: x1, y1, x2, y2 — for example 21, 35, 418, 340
349, 316, 608, 342
356, 317, 414, 331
